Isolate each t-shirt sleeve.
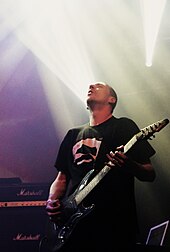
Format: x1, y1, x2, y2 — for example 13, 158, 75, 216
54, 129, 74, 177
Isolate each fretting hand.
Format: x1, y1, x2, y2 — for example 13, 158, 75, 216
106, 145, 129, 167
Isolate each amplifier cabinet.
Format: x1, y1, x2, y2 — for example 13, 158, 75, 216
0, 182, 50, 252
0, 182, 50, 201
0, 207, 49, 252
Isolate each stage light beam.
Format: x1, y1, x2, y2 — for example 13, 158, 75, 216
140, 0, 167, 67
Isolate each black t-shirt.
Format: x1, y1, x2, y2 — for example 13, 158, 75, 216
54, 116, 156, 250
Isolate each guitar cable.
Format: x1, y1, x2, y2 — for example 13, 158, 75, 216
38, 235, 49, 252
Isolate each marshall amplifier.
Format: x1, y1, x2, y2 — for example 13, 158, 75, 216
0, 179, 50, 252
0, 178, 50, 202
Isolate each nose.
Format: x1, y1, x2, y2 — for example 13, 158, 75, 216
89, 84, 95, 90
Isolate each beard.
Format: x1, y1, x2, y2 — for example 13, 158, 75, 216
86, 98, 95, 110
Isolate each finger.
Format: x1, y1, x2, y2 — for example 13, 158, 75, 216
115, 151, 128, 161
106, 154, 119, 167
106, 153, 116, 163
109, 151, 115, 157
46, 206, 61, 213
112, 158, 121, 167
48, 199, 60, 206
106, 161, 116, 167
47, 210, 62, 216
46, 199, 61, 209
115, 145, 124, 152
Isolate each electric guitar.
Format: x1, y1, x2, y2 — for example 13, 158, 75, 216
46, 118, 169, 251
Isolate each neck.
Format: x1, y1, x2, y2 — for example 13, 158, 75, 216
89, 107, 113, 126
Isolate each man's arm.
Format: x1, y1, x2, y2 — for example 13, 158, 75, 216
124, 157, 156, 182
48, 171, 67, 200
106, 147, 156, 182
46, 171, 67, 218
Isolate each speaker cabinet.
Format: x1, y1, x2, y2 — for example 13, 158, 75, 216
0, 182, 50, 251
0, 206, 48, 252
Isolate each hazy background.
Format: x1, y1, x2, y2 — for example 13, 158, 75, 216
0, 0, 170, 245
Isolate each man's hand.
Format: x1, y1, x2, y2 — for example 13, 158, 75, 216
106, 145, 129, 167
106, 145, 156, 182
46, 198, 62, 222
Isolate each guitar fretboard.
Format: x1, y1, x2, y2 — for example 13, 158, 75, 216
124, 135, 137, 153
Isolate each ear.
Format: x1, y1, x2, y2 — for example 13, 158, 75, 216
108, 96, 116, 105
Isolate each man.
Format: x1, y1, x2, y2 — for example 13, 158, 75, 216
46, 82, 156, 251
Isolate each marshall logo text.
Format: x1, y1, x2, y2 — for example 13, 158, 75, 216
17, 188, 44, 197
13, 233, 41, 241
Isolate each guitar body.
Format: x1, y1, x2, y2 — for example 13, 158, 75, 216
46, 169, 95, 252
48, 204, 94, 252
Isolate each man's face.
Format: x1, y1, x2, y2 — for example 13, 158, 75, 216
86, 83, 112, 106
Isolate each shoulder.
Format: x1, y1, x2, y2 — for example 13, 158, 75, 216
112, 117, 141, 140
113, 116, 139, 128
69, 123, 89, 132
64, 123, 89, 137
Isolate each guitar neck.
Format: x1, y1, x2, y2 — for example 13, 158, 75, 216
75, 165, 111, 205
0, 200, 47, 208
124, 135, 137, 154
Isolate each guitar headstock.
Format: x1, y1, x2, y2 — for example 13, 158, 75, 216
136, 118, 169, 141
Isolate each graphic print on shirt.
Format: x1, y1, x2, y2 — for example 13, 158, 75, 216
72, 137, 102, 166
